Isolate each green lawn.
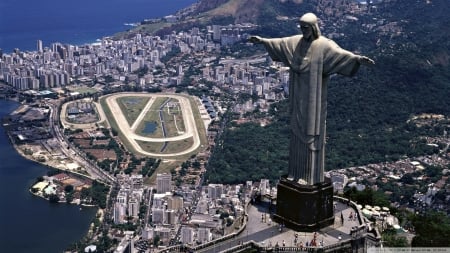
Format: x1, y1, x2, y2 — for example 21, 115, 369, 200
116, 96, 150, 126
136, 137, 194, 155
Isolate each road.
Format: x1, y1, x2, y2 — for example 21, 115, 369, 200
51, 102, 114, 184
130, 97, 155, 131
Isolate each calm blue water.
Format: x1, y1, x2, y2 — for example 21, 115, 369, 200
0, 0, 197, 53
0, 99, 98, 252
142, 121, 158, 134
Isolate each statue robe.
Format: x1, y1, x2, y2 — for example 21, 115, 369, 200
261, 35, 361, 185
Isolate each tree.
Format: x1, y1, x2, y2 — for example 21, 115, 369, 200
412, 211, 450, 247
64, 184, 74, 193
97, 230, 114, 252
226, 217, 233, 227
206, 104, 290, 184
80, 187, 90, 200
400, 174, 414, 185
382, 228, 409, 247
344, 187, 390, 207
192, 160, 201, 170
153, 235, 160, 246
220, 211, 229, 219
49, 194, 60, 203
66, 192, 74, 204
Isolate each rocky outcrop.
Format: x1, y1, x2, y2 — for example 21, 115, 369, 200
194, 0, 230, 13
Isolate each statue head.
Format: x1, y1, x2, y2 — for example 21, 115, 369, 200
299, 13, 321, 40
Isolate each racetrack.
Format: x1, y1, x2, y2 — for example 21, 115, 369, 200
103, 93, 201, 157
60, 99, 108, 130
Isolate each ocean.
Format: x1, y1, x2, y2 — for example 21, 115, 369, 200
0, 0, 197, 53
0, 1, 197, 252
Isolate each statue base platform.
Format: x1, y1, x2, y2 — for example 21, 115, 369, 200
273, 177, 334, 231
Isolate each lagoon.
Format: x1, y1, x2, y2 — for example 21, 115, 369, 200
0, 99, 98, 252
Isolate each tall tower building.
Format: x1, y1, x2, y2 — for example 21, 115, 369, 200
113, 202, 126, 224
37, 40, 43, 53
212, 25, 221, 41
156, 173, 172, 193
128, 197, 140, 218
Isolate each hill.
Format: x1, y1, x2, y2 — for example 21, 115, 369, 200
117, 0, 310, 37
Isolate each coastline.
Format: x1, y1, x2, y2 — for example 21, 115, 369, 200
2, 98, 102, 207
5, 103, 78, 169
0, 0, 198, 53
9, 115, 105, 250
0, 98, 100, 253
27, 184, 102, 248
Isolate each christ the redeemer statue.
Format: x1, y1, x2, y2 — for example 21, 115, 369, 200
250, 13, 374, 185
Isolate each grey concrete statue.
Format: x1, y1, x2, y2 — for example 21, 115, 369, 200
249, 13, 374, 185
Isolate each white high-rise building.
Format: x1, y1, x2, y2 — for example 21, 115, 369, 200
141, 226, 153, 240
208, 184, 223, 200
128, 197, 140, 218
259, 179, 270, 195
154, 226, 171, 242
212, 25, 221, 41
117, 191, 128, 204
156, 173, 172, 193
114, 202, 127, 224
195, 200, 208, 214
180, 227, 194, 244
167, 196, 183, 211
37, 40, 43, 53
165, 209, 177, 225
152, 208, 166, 224
152, 194, 165, 209
197, 228, 212, 244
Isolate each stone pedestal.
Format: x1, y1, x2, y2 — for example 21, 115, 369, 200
273, 177, 334, 231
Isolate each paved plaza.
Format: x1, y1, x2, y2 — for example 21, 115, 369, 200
197, 199, 363, 252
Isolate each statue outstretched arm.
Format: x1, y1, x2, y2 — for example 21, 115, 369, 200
358, 55, 375, 66
248, 36, 264, 44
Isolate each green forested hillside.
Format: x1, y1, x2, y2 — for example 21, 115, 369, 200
206, 103, 290, 184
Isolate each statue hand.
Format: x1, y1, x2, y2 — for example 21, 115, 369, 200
358, 56, 375, 66
248, 36, 263, 44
